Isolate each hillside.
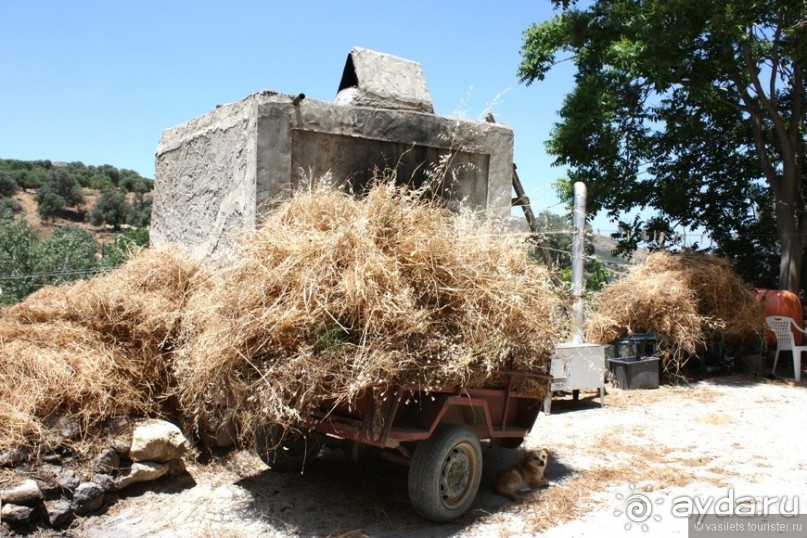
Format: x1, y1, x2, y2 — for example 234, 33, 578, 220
591, 233, 648, 279
1, 158, 152, 242
0, 159, 153, 305
13, 188, 100, 235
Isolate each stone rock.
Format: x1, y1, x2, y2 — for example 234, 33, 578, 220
71, 482, 105, 515
205, 410, 238, 449
166, 458, 187, 477
93, 448, 121, 473
0, 479, 43, 506
57, 470, 81, 492
92, 473, 114, 492
109, 437, 131, 455
39, 463, 62, 475
44, 414, 81, 445
44, 499, 73, 528
114, 462, 169, 490
0, 502, 35, 528
0, 446, 30, 467
129, 420, 188, 462
107, 416, 130, 434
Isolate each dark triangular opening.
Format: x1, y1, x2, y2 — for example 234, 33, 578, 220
337, 53, 359, 93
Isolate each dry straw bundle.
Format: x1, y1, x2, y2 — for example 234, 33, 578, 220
586, 251, 763, 365
0, 248, 199, 453
175, 180, 564, 439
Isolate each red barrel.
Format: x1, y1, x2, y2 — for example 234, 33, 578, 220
758, 289, 804, 345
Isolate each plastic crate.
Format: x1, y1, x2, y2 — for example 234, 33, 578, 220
612, 333, 658, 358
608, 356, 660, 390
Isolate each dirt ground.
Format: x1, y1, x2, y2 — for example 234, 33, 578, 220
24, 370, 807, 538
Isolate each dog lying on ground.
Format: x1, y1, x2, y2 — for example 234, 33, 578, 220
494, 448, 550, 501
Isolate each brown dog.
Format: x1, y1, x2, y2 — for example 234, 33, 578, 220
494, 448, 550, 501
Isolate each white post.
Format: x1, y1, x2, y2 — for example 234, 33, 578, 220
570, 182, 587, 344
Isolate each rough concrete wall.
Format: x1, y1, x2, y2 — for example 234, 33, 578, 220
153, 93, 513, 260
256, 99, 513, 218
152, 91, 287, 259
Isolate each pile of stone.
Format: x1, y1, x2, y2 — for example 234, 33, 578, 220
0, 419, 189, 533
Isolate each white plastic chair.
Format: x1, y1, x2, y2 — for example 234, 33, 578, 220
766, 315, 806, 382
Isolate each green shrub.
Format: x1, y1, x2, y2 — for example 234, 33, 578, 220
0, 199, 21, 220
90, 188, 129, 230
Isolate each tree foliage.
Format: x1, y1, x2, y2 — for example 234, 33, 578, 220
0, 199, 21, 220
0, 171, 20, 197
0, 220, 146, 304
90, 188, 129, 230
519, 0, 806, 290
533, 210, 609, 292
35, 169, 85, 219
101, 228, 149, 268
0, 221, 42, 304
33, 226, 97, 281
0, 159, 152, 193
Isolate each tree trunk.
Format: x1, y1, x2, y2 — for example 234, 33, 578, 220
778, 220, 803, 293
774, 151, 805, 293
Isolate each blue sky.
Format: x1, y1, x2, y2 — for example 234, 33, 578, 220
1, 1, 618, 229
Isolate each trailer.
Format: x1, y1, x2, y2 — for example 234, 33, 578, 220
254, 369, 551, 522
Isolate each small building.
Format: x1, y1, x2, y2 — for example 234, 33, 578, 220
152, 47, 514, 259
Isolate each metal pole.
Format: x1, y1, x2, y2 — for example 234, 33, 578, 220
570, 182, 587, 344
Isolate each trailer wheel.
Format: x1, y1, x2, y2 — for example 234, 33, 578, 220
255, 426, 321, 473
408, 424, 482, 522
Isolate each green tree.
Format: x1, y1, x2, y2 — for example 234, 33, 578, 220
0, 199, 21, 220
126, 196, 152, 228
0, 220, 40, 304
0, 171, 20, 197
33, 226, 97, 284
15, 168, 47, 190
36, 169, 85, 219
90, 188, 129, 230
519, 0, 806, 291
101, 228, 149, 267
533, 210, 608, 291
36, 190, 67, 220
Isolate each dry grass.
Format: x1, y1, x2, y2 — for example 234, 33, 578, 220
174, 180, 565, 442
605, 383, 721, 410
697, 413, 736, 425
0, 248, 199, 454
586, 252, 762, 368
0, 179, 563, 456
517, 463, 701, 533
515, 437, 721, 534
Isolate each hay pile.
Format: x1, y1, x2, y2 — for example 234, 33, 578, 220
0, 248, 199, 452
174, 181, 564, 438
586, 251, 763, 363
0, 180, 563, 455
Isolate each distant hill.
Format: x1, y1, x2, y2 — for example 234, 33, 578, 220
592, 233, 647, 279
506, 215, 645, 279
0, 158, 152, 243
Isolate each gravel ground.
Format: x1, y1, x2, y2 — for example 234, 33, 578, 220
30, 371, 807, 538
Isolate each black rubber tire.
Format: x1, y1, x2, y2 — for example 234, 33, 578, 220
255, 426, 321, 473
408, 424, 483, 522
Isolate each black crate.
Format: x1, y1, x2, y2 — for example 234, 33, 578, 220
612, 333, 658, 358
608, 356, 660, 390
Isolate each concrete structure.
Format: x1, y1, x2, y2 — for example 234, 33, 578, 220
152, 48, 514, 259
335, 47, 434, 113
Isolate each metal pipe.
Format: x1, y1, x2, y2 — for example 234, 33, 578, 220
570, 182, 587, 344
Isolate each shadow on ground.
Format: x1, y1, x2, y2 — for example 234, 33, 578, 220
234, 441, 575, 537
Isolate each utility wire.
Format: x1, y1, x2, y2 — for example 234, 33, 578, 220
0, 267, 113, 281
